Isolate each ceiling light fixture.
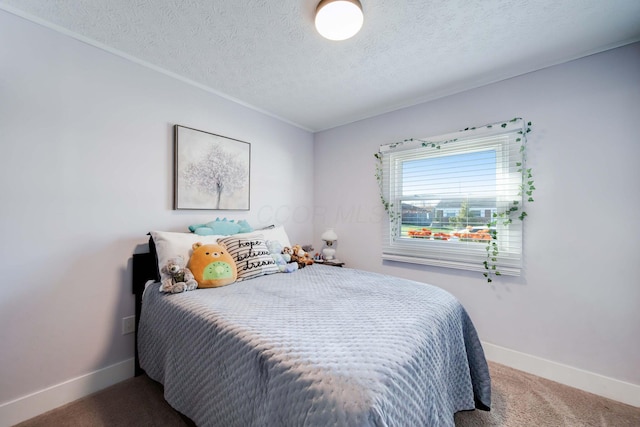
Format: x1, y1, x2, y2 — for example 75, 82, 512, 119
315, 0, 364, 41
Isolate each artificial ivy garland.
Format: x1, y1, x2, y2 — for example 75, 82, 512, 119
375, 118, 535, 282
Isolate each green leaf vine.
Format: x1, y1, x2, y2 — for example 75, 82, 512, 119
375, 118, 535, 283
483, 119, 534, 282
374, 152, 400, 236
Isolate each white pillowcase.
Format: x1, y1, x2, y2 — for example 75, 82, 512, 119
150, 231, 225, 282
240, 225, 292, 249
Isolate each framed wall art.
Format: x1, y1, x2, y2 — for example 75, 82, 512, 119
174, 125, 250, 210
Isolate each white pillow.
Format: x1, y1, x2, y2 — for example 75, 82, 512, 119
150, 231, 225, 282
240, 225, 292, 249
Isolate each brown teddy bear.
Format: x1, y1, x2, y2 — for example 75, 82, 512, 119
159, 256, 198, 293
290, 244, 314, 268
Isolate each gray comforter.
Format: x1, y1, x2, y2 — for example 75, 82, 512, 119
138, 265, 491, 426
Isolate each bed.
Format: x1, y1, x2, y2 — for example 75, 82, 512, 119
132, 230, 491, 426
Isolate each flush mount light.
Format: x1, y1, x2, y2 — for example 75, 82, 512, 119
315, 0, 364, 41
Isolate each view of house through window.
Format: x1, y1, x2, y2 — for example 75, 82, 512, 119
379, 120, 525, 274
400, 149, 499, 242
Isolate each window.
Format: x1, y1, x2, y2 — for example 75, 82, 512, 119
379, 119, 527, 275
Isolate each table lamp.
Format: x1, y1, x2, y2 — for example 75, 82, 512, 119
321, 228, 338, 260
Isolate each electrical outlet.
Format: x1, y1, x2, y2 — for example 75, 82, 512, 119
122, 315, 136, 335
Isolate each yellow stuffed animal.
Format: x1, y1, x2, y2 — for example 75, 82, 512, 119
188, 242, 237, 288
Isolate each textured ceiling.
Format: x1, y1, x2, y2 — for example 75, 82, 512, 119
2, 0, 640, 131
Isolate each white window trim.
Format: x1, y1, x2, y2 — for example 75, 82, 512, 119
379, 119, 527, 276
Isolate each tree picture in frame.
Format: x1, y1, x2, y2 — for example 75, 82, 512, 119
174, 125, 250, 210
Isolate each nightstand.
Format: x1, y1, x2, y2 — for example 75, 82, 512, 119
316, 259, 345, 267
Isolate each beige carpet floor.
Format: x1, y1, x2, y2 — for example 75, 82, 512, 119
454, 363, 640, 426
15, 362, 640, 426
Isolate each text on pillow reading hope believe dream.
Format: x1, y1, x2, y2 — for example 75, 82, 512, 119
236, 239, 276, 271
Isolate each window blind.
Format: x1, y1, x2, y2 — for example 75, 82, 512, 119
379, 119, 527, 275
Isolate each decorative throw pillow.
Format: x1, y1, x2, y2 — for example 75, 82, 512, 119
149, 231, 224, 282
218, 235, 279, 281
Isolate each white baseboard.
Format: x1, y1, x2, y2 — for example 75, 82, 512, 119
1, 346, 638, 426
482, 341, 640, 408
0, 358, 134, 427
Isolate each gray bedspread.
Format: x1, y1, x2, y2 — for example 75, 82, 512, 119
138, 265, 491, 427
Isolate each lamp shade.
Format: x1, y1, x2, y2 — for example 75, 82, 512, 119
321, 228, 338, 242
315, 0, 364, 41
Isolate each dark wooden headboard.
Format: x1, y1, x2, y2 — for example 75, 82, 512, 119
132, 250, 159, 376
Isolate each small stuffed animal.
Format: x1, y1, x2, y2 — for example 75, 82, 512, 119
290, 244, 314, 268
281, 246, 293, 263
188, 218, 253, 236
188, 242, 237, 288
159, 256, 198, 294
266, 240, 298, 273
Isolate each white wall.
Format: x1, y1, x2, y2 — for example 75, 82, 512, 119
1, 5, 639, 420
314, 43, 640, 389
0, 9, 314, 408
